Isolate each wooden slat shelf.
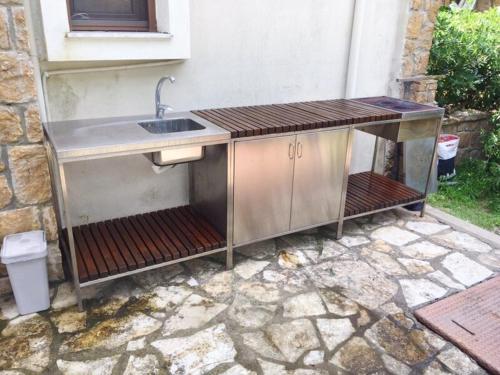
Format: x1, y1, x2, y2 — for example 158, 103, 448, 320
66, 206, 226, 283
345, 172, 425, 217
193, 98, 401, 138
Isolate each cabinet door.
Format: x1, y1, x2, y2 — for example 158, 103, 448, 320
233, 135, 296, 245
290, 129, 349, 230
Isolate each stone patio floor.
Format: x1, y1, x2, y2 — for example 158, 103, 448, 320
0, 208, 499, 375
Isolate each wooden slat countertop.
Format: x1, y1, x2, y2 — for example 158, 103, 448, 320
193, 98, 402, 138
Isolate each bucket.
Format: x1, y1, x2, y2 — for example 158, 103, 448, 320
437, 134, 459, 179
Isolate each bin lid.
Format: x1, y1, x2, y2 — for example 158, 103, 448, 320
439, 134, 459, 143
1, 230, 47, 264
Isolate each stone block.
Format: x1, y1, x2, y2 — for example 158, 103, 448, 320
0, 51, 36, 103
403, 39, 417, 58
456, 148, 469, 163
8, 145, 51, 204
411, 0, 423, 10
425, 1, 442, 23
458, 132, 471, 148
12, 7, 29, 51
402, 59, 415, 78
0, 276, 11, 295
414, 51, 430, 75
468, 149, 482, 160
42, 205, 58, 241
0, 160, 4, 172
0, 105, 22, 143
441, 122, 457, 134
470, 132, 482, 148
48, 241, 64, 281
0, 263, 7, 277
0, 7, 10, 50
0, 174, 12, 208
406, 12, 425, 39
24, 104, 42, 142
0, 206, 40, 241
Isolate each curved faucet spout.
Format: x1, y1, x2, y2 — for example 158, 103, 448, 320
155, 76, 176, 118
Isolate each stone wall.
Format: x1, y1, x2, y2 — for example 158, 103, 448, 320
441, 110, 490, 162
0, 0, 62, 295
476, 0, 500, 11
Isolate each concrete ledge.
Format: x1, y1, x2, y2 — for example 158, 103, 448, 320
426, 205, 500, 249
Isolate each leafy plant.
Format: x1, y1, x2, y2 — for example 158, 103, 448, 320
481, 111, 500, 192
428, 7, 500, 111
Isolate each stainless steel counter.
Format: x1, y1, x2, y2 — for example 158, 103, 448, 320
43, 111, 231, 162
42, 96, 444, 311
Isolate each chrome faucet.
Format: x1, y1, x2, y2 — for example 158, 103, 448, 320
155, 76, 176, 118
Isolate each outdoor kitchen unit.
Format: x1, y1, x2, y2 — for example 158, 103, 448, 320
43, 96, 444, 309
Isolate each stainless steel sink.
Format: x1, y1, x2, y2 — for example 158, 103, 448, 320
138, 118, 205, 134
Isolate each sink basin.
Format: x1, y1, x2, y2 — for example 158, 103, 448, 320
138, 118, 205, 134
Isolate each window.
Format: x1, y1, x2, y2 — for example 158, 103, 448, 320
67, 0, 157, 32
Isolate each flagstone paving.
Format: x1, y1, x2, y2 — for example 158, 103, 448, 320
0, 208, 498, 374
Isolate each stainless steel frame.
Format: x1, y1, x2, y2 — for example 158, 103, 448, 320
80, 247, 228, 287
420, 116, 444, 217
44, 121, 231, 310
43, 107, 443, 310
336, 127, 355, 239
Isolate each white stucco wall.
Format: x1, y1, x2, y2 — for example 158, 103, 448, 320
37, 0, 409, 224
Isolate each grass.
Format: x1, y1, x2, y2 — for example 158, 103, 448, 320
428, 158, 500, 231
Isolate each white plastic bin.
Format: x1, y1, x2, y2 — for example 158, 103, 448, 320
1, 230, 49, 315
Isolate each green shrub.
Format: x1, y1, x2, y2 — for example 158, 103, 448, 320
428, 7, 500, 111
482, 111, 500, 163
481, 111, 500, 193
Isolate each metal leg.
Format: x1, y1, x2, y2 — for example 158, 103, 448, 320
44, 139, 74, 282
420, 203, 427, 218
226, 141, 234, 269
420, 117, 443, 218
58, 164, 83, 310
371, 136, 379, 173
336, 126, 355, 240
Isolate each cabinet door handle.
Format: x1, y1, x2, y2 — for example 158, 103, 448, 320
297, 142, 303, 158
289, 143, 295, 159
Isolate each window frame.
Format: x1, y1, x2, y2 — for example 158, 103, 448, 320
66, 0, 157, 32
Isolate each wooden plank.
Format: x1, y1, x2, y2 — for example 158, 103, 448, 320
212, 109, 259, 136
171, 209, 213, 250
176, 208, 217, 249
80, 225, 109, 277
128, 216, 165, 263
220, 108, 270, 135
111, 219, 148, 267
102, 221, 140, 270
96, 222, 128, 273
345, 172, 424, 216
156, 210, 198, 256
193, 110, 243, 137
164, 209, 205, 253
73, 226, 99, 280
132, 215, 173, 261
88, 223, 119, 275
230, 107, 281, 134
120, 218, 156, 265
149, 211, 189, 258
185, 206, 225, 246
141, 213, 181, 259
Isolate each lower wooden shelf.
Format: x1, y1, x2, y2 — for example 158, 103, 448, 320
345, 172, 425, 217
65, 205, 226, 283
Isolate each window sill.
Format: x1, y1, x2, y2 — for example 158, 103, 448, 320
66, 31, 173, 40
